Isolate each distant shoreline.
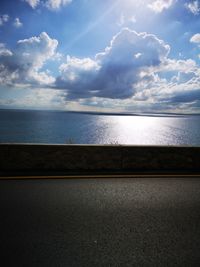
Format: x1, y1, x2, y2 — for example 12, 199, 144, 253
0, 108, 200, 118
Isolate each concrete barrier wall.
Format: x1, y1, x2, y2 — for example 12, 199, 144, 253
0, 144, 200, 174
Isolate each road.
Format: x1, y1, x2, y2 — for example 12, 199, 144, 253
1, 178, 200, 266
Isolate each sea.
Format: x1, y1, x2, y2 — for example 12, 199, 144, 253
0, 109, 200, 146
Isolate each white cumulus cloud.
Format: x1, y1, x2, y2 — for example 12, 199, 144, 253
0, 43, 13, 57
24, 0, 40, 9
0, 32, 58, 86
190, 33, 200, 43
1, 28, 200, 113
13, 18, 23, 28
185, 1, 200, 15
0, 14, 9, 26
24, 0, 72, 10
148, 0, 175, 13
45, 0, 72, 10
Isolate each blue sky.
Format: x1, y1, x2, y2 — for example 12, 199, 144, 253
0, 0, 200, 113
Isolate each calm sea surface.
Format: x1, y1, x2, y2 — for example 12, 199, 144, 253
0, 109, 200, 145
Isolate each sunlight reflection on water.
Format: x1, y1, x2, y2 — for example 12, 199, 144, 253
0, 110, 200, 145
94, 115, 200, 145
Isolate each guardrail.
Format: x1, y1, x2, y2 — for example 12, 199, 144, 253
0, 144, 200, 175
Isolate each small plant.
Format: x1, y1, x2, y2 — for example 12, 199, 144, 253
65, 137, 75, 144
109, 140, 121, 145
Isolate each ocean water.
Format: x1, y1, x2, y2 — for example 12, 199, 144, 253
0, 109, 200, 146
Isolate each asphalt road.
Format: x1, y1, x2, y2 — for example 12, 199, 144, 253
1, 178, 200, 266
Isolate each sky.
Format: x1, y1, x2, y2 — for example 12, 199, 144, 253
0, 0, 200, 114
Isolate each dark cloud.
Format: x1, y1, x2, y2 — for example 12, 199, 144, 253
166, 89, 200, 103
55, 28, 170, 99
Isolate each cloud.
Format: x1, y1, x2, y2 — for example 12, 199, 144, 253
1, 29, 200, 113
160, 58, 197, 72
190, 33, 200, 43
148, 0, 175, 13
55, 28, 170, 100
185, 1, 200, 15
132, 64, 200, 108
0, 88, 66, 110
24, 0, 72, 10
0, 14, 9, 26
117, 14, 136, 27
24, 0, 40, 9
57, 56, 100, 99
56, 28, 200, 111
0, 32, 58, 86
13, 18, 23, 28
45, 0, 72, 10
0, 43, 13, 57
168, 89, 200, 103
